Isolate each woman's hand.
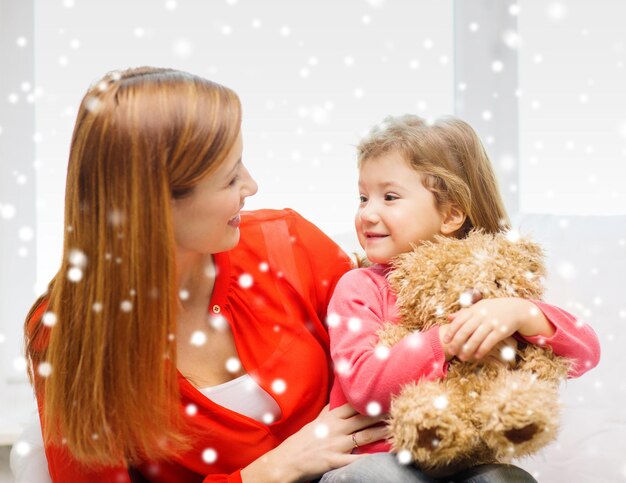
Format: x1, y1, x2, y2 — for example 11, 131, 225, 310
442, 297, 555, 362
240, 403, 388, 483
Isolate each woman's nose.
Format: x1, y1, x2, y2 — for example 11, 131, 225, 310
242, 166, 258, 198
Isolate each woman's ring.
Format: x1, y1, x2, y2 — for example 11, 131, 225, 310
351, 432, 359, 449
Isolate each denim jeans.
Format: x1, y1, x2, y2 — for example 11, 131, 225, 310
318, 453, 537, 483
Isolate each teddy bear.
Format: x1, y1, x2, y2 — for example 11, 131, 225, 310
378, 230, 571, 472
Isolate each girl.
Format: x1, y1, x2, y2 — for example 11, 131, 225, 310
323, 115, 601, 482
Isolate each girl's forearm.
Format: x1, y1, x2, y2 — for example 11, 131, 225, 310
516, 299, 556, 337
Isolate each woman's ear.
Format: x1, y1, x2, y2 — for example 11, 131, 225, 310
440, 205, 466, 236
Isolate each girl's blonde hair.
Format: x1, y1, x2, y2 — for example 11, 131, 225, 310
357, 114, 509, 236
24, 67, 241, 467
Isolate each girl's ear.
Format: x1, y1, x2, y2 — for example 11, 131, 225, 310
440, 205, 466, 236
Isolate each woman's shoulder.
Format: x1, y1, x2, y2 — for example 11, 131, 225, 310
241, 207, 301, 224
239, 208, 345, 258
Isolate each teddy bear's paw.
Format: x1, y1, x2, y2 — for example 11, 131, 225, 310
503, 423, 539, 444
478, 372, 561, 459
416, 427, 442, 450
390, 382, 481, 469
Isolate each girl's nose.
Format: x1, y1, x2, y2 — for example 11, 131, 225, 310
359, 203, 379, 224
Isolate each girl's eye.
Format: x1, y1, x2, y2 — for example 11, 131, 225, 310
384, 194, 399, 201
359, 195, 368, 203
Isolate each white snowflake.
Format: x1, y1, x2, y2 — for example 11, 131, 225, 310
366, 401, 382, 416
225, 357, 241, 373
190, 331, 207, 346
314, 423, 329, 438
69, 249, 87, 268
108, 209, 125, 226
459, 292, 473, 307
173, 39, 192, 58
42, 311, 57, 327
502, 30, 521, 49
501, 346, 516, 362
556, 261, 577, 280
397, 450, 412, 464
38, 362, 53, 377
67, 267, 83, 282
433, 395, 448, 410
13, 441, 31, 456
335, 358, 352, 375
505, 229, 521, 242
202, 448, 217, 464
546, 2, 567, 21
374, 345, 390, 360
210, 314, 227, 331
326, 312, 340, 328
13, 356, 27, 372
271, 379, 287, 394
347, 317, 362, 332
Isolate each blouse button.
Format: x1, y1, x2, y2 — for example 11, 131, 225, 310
212, 305, 221, 314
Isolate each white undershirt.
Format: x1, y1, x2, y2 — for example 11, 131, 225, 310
199, 374, 281, 424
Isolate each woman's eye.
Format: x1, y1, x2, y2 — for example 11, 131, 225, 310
228, 175, 239, 187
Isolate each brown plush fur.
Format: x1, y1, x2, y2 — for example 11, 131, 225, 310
380, 231, 570, 472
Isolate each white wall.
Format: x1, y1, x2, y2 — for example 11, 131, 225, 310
31, 0, 455, 290
519, 0, 626, 215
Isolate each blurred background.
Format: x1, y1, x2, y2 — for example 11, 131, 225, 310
1, 0, 625, 481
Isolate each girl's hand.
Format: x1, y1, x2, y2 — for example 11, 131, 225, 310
241, 403, 388, 483
442, 297, 554, 362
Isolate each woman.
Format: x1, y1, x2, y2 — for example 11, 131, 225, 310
23, 67, 386, 482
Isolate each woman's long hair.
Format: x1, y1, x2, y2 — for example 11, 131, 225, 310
24, 67, 241, 466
